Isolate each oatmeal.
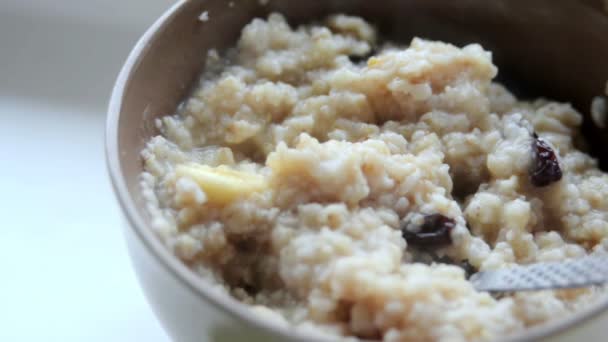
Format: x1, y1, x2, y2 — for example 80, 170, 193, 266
141, 13, 608, 341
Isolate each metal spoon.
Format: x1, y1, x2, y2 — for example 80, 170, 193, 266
470, 253, 608, 292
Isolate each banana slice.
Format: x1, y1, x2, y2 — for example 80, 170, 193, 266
175, 163, 266, 205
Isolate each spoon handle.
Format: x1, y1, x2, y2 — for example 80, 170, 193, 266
470, 253, 608, 292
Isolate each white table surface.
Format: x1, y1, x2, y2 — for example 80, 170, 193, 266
0, 1, 174, 341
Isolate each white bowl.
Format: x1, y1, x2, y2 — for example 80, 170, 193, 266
106, 1, 608, 341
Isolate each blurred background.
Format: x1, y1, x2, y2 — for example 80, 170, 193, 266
0, 1, 175, 340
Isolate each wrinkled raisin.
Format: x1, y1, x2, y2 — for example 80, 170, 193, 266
348, 54, 368, 64
401, 214, 455, 247
530, 133, 562, 187
348, 48, 376, 64
459, 260, 477, 279
242, 284, 258, 295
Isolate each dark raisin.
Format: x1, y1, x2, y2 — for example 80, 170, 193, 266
233, 238, 256, 253
530, 133, 562, 187
459, 260, 477, 279
435, 255, 453, 264
242, 284, 258, 295
401, 214, 455, 247
348, 48, 376, 64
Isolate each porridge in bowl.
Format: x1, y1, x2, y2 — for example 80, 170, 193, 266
140, 13, 608, 341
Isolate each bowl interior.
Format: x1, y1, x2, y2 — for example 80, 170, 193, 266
109, 0, 608, 340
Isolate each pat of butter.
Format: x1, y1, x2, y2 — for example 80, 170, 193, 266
367, 57, 381, 67
175, 164, 266, 205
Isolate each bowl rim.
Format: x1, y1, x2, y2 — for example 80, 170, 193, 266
105, 1, 608, 341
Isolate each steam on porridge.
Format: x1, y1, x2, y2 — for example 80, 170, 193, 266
141, 13, 608, 341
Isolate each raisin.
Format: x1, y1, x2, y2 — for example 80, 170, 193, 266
459, 260, 477, 279
401, 214, 455, 247
435, 255, 453, 264
242, 284, 258, 296
348, 48, 376, 64
530, 133, 562, 187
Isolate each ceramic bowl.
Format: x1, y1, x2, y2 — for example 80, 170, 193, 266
106, 1, 608, 341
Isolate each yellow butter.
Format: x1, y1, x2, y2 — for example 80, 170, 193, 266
175, 163, 266, 205
367, 57, 380, 67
